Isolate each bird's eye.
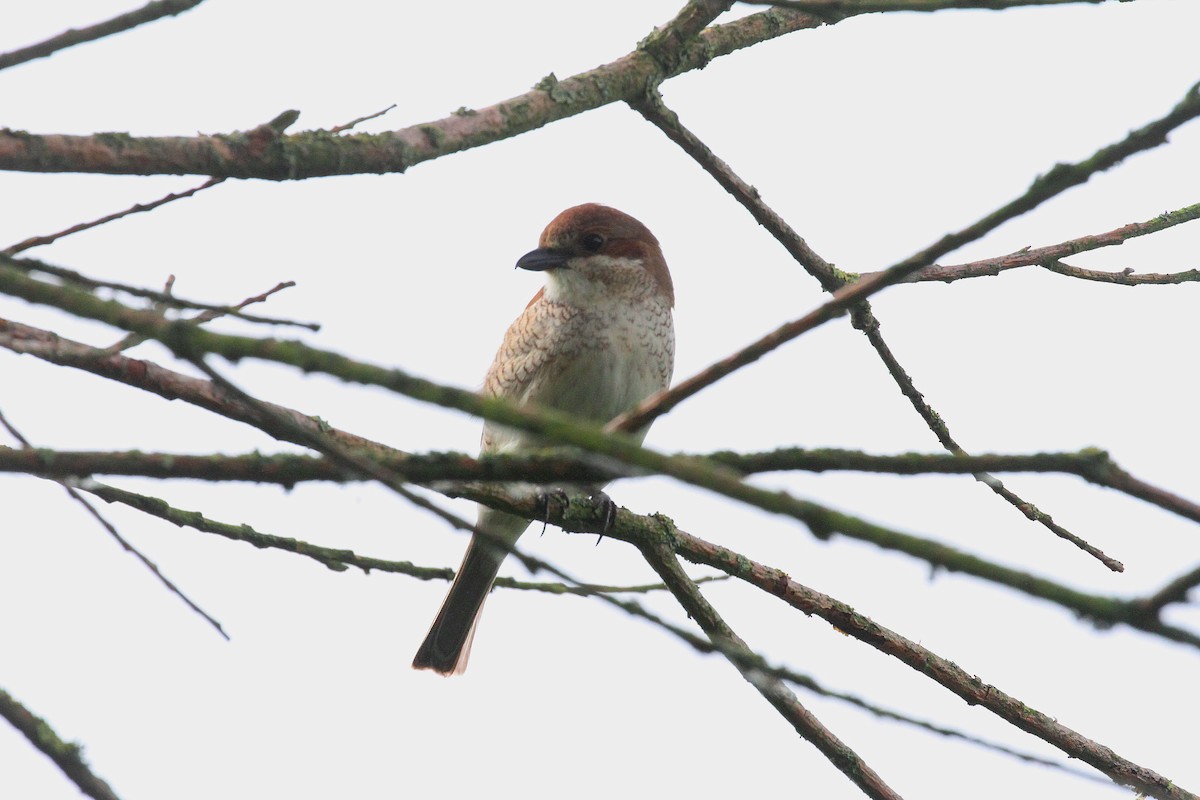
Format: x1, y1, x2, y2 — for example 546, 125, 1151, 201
580, 233, 605, 252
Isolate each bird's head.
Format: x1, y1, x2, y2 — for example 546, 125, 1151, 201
516, 203, 674, 309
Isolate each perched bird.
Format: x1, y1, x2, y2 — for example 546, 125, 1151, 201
412, 203, 675, 675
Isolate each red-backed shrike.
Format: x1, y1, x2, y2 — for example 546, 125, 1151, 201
412, 203, 675, 675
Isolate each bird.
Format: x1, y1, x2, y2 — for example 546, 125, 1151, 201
412, 203, 675, 675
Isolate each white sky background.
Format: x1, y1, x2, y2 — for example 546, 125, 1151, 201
2, 1, 1198, 798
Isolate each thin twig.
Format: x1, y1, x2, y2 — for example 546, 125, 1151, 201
1043, 259, 1200, 285
105, 280, 303, 353
329, 104, 397, 134
188, 354, 479, 537
0, 407, 227, 639
787, 676, 1110, 785
6, 254, 317, 330
0, 0, 206, 71
0, 688, 121, 800
748, 0, 1108, 15
867, 203, 1200, 285
80, 478, 720, 594
3, 178, 226, 256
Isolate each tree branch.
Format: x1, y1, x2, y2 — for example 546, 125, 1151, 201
482, 491, 1196, 800
80, 478, 715, 595
0, 9, 823, 178
6, 313, 1197, 639
637, 537, 904, 800
747, 0, 1110, 16
865, 203, 1200, 285
0, 687, 121, 800
7, 444, 1200, 526
0, 0, 206, 71
3, 177, 227, 256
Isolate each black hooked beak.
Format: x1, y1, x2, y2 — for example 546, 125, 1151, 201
515, 247, 570, 272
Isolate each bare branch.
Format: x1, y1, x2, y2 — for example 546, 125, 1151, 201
2, 266, 1018, 550
81, 479, 717, 595
628, 85, 1200, 571
8, 255, 317, 330
0, 688, 121, 800
623, 83, 1200, 431
0, 316, 374, 454
450, 482, 1200, 651
8, 445, 1200, 528
327, 104, 397, 134
0, 407, 227, 639
0, 0, 206, 71
5, 315, 1195, 642
748, 0, 1109, 16
669, 521, 1196, 800
637, 537, 904, 800
3, 177, 226, 256
871, 203, 1200, 285
0, 9, 823, 178
1042, 258, 1200, 285
624, 89, 1176, 568
486, 492, 1195, 800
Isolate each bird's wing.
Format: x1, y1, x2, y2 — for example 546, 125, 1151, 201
479, 293, 579, 453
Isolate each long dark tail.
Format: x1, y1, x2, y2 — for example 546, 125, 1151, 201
412, 510, 528, 675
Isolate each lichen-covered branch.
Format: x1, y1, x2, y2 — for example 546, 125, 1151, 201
0, 688, 121, 800
0, 9, 822, 179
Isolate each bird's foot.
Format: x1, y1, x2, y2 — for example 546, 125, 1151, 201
588, 490, 617, 544
535, 488, 571, 535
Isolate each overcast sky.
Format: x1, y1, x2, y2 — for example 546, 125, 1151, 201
2, 2, 1199, 798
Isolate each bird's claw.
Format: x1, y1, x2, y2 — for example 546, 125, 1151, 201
535, 488, 571, 535
589, 490, 617, 543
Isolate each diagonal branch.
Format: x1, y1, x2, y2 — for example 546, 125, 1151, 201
0, 0, 206, 71
866, 203, 1200, 285
626, 80, 1200, 572
0, 406, 227, 639
623, 81, 1200, 430
624, 91, 1132, 582
5, 256, 315, 329
666, 520, 1196, 800
637, 537, 904, 800
481, 491, 1196, 800
4, 177, 226, 256
0, 688, 121, 800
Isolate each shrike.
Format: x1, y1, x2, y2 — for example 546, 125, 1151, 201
412, 203, 675, 674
